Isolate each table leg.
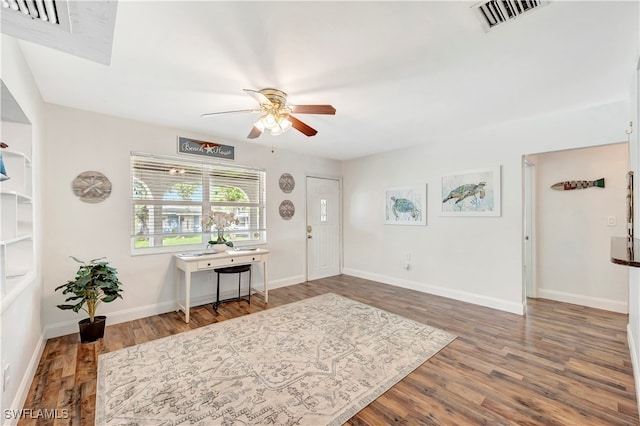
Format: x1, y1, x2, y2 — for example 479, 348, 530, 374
185, 270, 191, 323
175, 268, 180, 313
263, 260, 269, 304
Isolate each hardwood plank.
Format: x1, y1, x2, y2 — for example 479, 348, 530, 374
16, 275, 639, 425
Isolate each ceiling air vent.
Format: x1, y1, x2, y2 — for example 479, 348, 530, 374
1, 0, 71, 32
472, 0, 549, 31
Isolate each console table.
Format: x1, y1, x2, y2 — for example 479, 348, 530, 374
174, 248, 270, 323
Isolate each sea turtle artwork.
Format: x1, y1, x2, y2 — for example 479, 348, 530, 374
442, 182, 486, 205
390, 196, 421, 220
550, 178, 605, 191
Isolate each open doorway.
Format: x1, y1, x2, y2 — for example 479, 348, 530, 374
523, 143, 629, 313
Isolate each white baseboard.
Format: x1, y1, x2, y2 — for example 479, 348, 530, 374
537, 288, 628, 313
6, 333, 47, 426
341, 268, 524, 315
44, 276, 303, 339
44, 299, 180, 339
268, 275, 305, 290
627, 323, 640, 415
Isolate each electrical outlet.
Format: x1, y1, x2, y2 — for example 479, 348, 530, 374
208, 272, 214, 281
3, 364, 10, 392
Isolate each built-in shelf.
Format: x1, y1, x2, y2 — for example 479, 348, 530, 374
610, 237, 640, 267
0, 139, 34, 300
1, 84, 35, 308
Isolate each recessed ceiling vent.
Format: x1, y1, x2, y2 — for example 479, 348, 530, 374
1, 0, 71, 32
472, 0, 549, 31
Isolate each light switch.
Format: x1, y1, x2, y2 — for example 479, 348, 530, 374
607, 216, 616, 226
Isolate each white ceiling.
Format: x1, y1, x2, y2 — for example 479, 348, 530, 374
9, 1, 640, 160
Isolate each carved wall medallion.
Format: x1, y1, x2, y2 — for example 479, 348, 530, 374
279, 173, 295, 193
279, 200, 295, 220
72, 171, 112, 203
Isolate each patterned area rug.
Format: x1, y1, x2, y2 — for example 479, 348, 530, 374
96, 293, 456, 425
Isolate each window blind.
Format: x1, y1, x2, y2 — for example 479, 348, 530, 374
130, 152, 266, 252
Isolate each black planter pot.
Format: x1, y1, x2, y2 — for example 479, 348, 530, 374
78, 316, 107, 343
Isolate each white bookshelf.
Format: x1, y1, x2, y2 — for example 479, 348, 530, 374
0, 142, 34, 302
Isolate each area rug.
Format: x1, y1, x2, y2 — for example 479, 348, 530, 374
96, 293, 456, 425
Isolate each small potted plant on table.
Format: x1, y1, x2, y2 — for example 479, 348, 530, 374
55, 257, 124, 343
202, 210, 239, 251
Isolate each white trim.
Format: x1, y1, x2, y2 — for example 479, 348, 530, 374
537, 288, 628, 313
44, 300, 181, 339
628, 323, 640, 415
269, 275, 305, 290
7, 333, 47, 425
341, 268, 524, 315
44, 275, 304, 339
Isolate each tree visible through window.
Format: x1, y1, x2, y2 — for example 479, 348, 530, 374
131, 153, 266, 253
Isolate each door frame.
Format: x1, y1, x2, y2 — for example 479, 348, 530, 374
305, 174, 343, 281
522, 157, 537, 305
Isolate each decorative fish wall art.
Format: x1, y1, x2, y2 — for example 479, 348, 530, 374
550, 178, 605, 191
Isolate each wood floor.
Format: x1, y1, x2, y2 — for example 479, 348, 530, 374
19, 275, 639, 425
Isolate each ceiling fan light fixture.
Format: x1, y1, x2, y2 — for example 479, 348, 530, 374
254, 113, 292, 136
262, 113, 277, 130
278, 116, 292, 132
202, 87, 335, 138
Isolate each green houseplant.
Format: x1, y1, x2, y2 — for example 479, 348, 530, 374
55, 256, 124, 343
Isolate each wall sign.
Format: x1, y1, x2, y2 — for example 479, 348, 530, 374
178, 136, 235, 160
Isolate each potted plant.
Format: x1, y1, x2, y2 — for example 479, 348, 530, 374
55, 256, 124, 343
202, 210, 239, 251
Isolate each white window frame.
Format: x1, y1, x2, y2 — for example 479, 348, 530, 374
130, 152, 266, 255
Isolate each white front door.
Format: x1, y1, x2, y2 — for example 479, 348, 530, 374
306, 176, 341, 281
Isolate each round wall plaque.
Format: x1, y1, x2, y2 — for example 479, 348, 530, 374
72, 171, 112, 203
279, 200, 295, 220
279, 173, 295, 193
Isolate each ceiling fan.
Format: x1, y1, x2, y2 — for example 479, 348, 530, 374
201, 88, 336, 139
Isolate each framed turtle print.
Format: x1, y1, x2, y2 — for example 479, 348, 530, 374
384, 185, 426, 225
440, 166, 501, 216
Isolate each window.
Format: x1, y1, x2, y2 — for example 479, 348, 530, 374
320, 198, 328, 222
131, 152, 266, 254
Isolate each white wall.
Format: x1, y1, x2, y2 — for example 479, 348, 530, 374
342, 100, 630, 315
0, 36, 45, 417
41, 104, 341, 338
529, 144, 628, 313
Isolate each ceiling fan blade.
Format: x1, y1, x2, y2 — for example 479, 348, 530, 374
289, 105, 336, 115
288, 115, 318, 137
243, 89, 272, 106
247, 126, 263, 139
201, 109, 258, 117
